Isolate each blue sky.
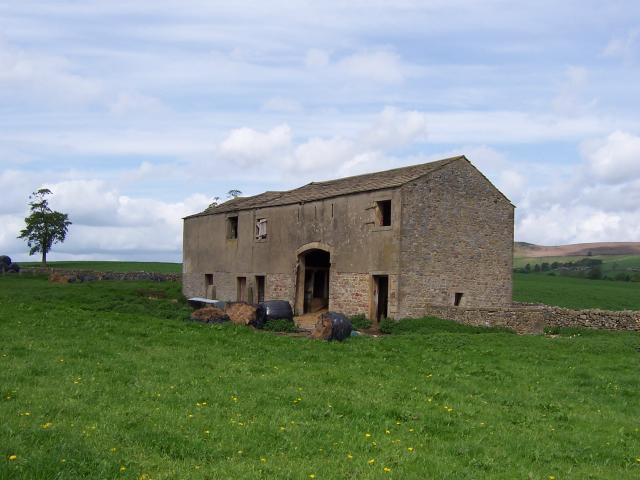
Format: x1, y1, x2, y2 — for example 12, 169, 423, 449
1, 1, 639, 261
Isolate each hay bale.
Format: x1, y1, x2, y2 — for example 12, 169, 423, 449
312, 311, 352, 341
225, 302, 259, 326
190, 306, 229, 324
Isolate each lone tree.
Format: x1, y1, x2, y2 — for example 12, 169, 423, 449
18, 188, 72, 266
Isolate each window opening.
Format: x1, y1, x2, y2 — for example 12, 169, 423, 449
454, 292, 464, 306
255, 218, 267, 240
227, 216, 238, 239
376, 200, 392, 226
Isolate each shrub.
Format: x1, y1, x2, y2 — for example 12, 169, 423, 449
349, 314, 371, 330
263, 318, 297, 332
379, 318, 396, 334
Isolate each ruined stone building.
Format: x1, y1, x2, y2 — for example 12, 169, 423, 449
182, 155, 514, 321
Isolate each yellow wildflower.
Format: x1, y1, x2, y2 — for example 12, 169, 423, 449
368, 459, 375, 465
260, 457, 267, 463
8, 455, 17, 461
120, 466, 127, 472
365, 433, 371, 438
42, 422, 53, 429
309, 475, 316, 479
383, 467, 392, 473
407, 447, 414, 452
347, 453, 353, 460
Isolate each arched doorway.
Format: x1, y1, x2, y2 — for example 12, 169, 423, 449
295, 248, 331, 314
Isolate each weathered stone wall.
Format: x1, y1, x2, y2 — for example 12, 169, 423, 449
266, 273, 296, 304
21, 267, 181, 282
329, 272, 371, 316
420, 305, 546, 334
516, 303, 640, 331
398, 159, 514, 317
418, 303, 639, 334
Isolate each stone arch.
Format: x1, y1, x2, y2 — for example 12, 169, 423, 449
294, 242, 333, 315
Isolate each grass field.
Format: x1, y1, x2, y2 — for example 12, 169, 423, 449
513, 273, 640, 310
513, 254, 640, 273
19, 261, 182, 273
1, 276, 640, 479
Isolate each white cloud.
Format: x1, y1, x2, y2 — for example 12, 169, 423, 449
305, 48, 330, 69
261, 97, 303, 113
0, 37, 102, 105
602, 29, 639, 63
582, 131, 640, 184
219, 124, 292, 165
552, 66, 597, 116
109, 92, 167, 115
362, 107, 428, 149
338, 49, 405, 84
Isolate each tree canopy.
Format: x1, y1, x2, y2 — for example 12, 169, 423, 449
18, 188, 72, 266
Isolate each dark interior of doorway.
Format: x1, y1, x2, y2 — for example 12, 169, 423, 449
303, 250, 330, 313
374, 275, 389, 321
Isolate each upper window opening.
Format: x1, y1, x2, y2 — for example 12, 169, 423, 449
255, 218, 268, 240
376, 200, 392, 227
227, 216, 238, 239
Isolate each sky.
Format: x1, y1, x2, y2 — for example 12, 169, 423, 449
1, 0, 639, 262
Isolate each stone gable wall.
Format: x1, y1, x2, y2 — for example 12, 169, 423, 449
397, 160, 514, 317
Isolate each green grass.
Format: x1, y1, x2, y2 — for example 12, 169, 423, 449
1, 276, 640, 479
514, 254, 640, 273
513, 273, 640, 310
19, 261, 181, 273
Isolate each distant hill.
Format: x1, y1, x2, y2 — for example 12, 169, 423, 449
514, 242, 640, 258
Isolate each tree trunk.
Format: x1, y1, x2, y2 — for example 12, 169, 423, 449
42, 250, 47, 267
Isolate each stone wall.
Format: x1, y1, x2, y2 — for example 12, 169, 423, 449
398, 159, 514, 317
418, 303, 639, 334
516, 303, 640, 332
330, 272, 371, 317
420, 305, 546, 334
21, 267, 181, 282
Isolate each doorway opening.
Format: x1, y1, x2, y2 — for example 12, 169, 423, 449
256, 275, 265, 303
299, 249, 330, 314
372, 275, 389, 321
237, 277, 246, 302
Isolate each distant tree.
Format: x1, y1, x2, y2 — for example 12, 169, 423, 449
227, 189, 242, 199
587, 266, 603, 280
524, 263, 531, 273
551, 261, 560, 269
541, 262, 550, 272
207, 196, 221, 209
533, 264, 541, 273
18, 189, 72, 266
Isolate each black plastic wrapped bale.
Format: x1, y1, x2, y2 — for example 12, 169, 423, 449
0, 256, 11, 272
7, 263, 20, 273
259, 300, 293, 322
312, 311, 353, 341
250, 304, 267, 329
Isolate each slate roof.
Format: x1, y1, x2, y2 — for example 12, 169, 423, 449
189, 155, 465, 217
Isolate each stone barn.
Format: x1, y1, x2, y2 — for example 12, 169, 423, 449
182, 155, 514, 321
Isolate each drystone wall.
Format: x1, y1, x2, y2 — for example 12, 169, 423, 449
515, 303, 640, 332
420, 303, 639, 334
20, 267, 181, 282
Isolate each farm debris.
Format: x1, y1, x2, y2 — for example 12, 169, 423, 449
312, 311, 353, 341
190, 306, 230, 324
225, 302, 262, 326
